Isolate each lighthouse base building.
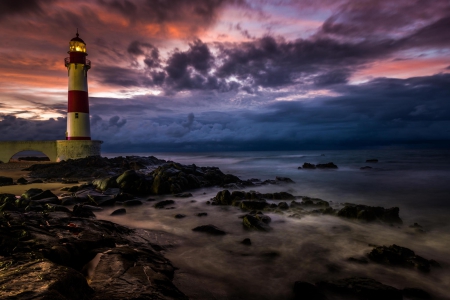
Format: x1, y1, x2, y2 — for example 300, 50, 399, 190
0, 140, 102, 163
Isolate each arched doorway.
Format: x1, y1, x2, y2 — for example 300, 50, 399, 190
9, 150, 51, 163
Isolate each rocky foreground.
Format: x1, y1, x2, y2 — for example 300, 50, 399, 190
0, 156, 443, 299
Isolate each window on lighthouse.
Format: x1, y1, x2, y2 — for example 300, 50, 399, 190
69, 41, 86, 53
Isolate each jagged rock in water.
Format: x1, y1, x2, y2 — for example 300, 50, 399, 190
316, 162, 338, 169
92, 176, 119, 191
17, 177, 28, 184
111, 208, 127, 216
154, 200, 175, 209
337, 204, 402, 224
242, 214, 272, 231
302, 163, 316, 169
192, 224, 226, 235
368, 244, 440, 272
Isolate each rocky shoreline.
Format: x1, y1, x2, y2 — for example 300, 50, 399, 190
0, 156, 445, 299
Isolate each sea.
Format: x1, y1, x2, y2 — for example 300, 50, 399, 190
95, 149, 450, 299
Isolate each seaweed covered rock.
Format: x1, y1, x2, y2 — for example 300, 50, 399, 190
368, 244, 440, 272
242, 214, 272, 231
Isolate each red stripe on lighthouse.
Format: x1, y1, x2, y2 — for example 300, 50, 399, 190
69, 52, 87, 64
67, 136, 91, 140
68, 91, 89, 113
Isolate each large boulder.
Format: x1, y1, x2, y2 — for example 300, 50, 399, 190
192, 225, 226, 235
116, 170, 152, 194
242, 215, 271, 231
92, 176, 119, 191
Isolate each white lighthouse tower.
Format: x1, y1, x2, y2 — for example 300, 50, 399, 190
65, 30, 91, 140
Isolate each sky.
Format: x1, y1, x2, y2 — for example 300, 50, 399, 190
1, 0, 449, 152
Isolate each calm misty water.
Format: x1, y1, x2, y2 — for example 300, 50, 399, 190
98, 149, 450, 299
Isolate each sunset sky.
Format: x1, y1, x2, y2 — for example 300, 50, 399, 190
1, 0, 449, 152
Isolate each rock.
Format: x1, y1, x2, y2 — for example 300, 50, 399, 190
72, 205, 96, 218
174, 214, 186, 219
21, 188, 44, 200
0, 176, 14, 186
240, 200, 269, 210
92, 176, 119, 191
111, 208, 127, 216
87, 194, 116, 207
316, 277, 402, 300
29, 179, 44, 183
275, 176, 295, 183
116, 170, 153, 195
243, 215, 271, 231
197, 212, 208, 217
60, 196, 80, 206
17, 177, 28, 184
174, 192, 193, 198
213, 190, 232, 205
192, 225, 226, 235
293, 281, 327, 300
302, 163, 316, 169
402, 288, 431, 299
316, 162, 338, 169
241, 238, 252, 246
154, 200, 175, 209
360, 166, 373, 170
123, 199, 143, 206
366, 159, 379, 163
337, 204, 402, 224
278, 202, 289, 210
368, 244, 439, 272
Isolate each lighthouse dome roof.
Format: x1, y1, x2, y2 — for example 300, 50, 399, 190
71, 32, 85, 44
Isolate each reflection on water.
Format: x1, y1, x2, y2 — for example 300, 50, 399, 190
99, 149, 450, 299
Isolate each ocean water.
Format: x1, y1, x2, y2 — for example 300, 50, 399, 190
98, 149, 450, 299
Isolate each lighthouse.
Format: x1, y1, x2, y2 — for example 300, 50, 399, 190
65, 30, 91, 140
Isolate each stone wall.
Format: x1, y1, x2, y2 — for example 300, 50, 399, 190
0, 140, 102, 163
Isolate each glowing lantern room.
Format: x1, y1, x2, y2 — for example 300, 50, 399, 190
69, 32, 86, 53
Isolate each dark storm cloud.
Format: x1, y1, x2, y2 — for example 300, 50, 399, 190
98, 0, 246, 28
0, 0, 54, 19
0, 115, 65, 141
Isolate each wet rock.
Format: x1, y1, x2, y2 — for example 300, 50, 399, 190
87, 194, 116, 207
60, 196, 80, 206
92, 176, 119, 191
72, 205, 96, 218
337, 204, 402, 224
243, 215, 271, 231
0, 176, 14, 186
275, 176, 295, 183
302, 163, 316, 169
111, 208, 127, 216
360, 166, 373, 170
368, 244, 439, 272
278, 202, 289, 210
366, 159, 379, 163
240, 200, 269, 210
197, 212, 208, 217
174, 192, 193, 198
213, 189, 232, 205
316, 277, 402, 300
116, 170, 153, 195
293, 281, 327, 300
241, 238, 252, 246
123, 199, 143, 206
17, 177, 28, 184
154, 200, 175, 209
29, 179, 44, 183
316, 162, 338, 169
174, 214, 186, 219
192, 225, 226, 235
402, 288, 431, 299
